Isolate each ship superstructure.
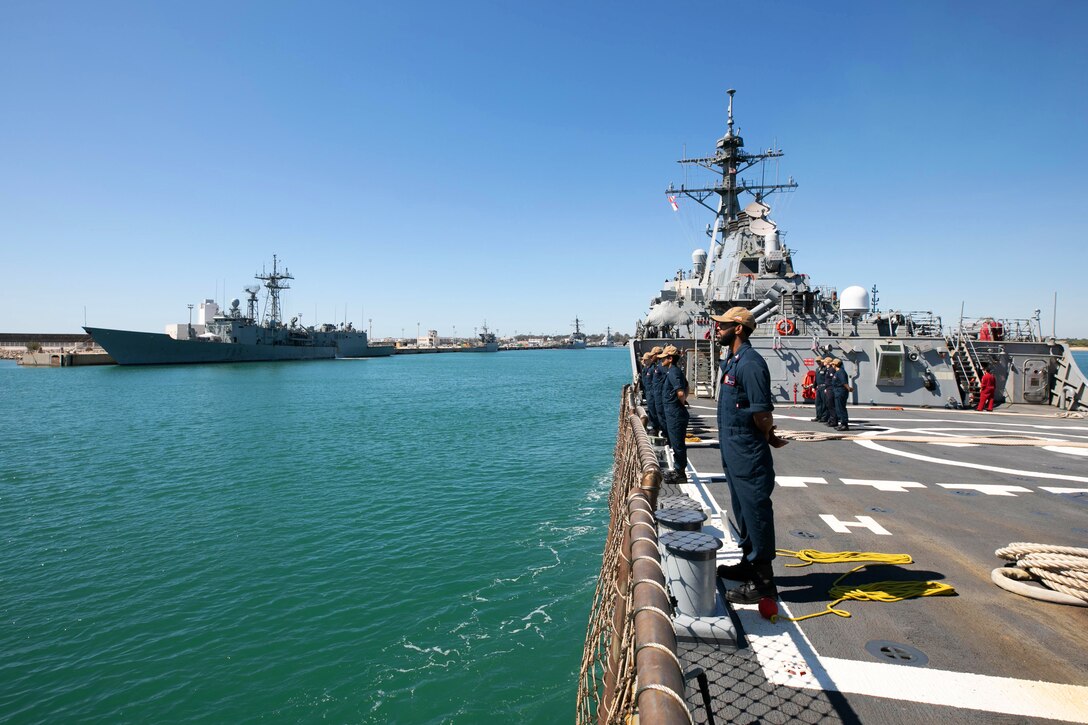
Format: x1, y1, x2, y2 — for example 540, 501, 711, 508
634, 91, 1086, 410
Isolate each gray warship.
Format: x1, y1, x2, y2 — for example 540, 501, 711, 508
578, 92, 1088, 724
633, 90, 1087, 412
566, 318, 588, 349
86, 256, 394, 365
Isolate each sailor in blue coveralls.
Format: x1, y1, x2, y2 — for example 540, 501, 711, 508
659, 344, 690, 483
649, 347, 670, 446
811, 358, 828, 422
640, 351, 661, 433
711, 306, 788, 604
822, 357, 839, 428
830, 358, 851, 431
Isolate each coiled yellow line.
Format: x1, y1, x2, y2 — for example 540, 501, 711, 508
774, 549, 956, 621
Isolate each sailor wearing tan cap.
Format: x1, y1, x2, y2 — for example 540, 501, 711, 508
648, 346, 670, 446
709, 306, 787, 604
639, 351, 662, 434
658, 345, 690, 483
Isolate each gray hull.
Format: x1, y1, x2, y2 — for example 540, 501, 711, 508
86, 327, 336, 365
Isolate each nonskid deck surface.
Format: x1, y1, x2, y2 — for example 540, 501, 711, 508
664, 404, 1088, 724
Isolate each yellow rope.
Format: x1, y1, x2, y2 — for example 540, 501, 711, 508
777, 548, 913, 567
774, 550, 957, 621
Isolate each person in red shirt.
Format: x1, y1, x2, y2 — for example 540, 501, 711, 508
977, 362, 996, 412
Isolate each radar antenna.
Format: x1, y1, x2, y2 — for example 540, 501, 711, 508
254, 254, 293, 328
665, 89, 798, 235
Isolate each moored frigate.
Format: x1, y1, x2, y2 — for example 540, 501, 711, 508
86, 256, 394, 365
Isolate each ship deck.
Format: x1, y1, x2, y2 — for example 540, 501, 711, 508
664, 402, 1088, 724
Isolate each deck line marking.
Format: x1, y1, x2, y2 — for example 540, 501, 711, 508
819, 514, 891, 535
776, 476, 828, 488
1044, 445, 1088, 456
936, 483, 1033, 497
1040, 486, 1088, 494
736, 605, 1088, 722
853, 438, 1088, 483
840, 478, 926, 492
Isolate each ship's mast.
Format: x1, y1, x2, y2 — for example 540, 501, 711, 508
666, 90, 798, 263
255, 254, 293, 328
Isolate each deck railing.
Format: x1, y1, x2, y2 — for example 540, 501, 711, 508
576, 385, 690, 725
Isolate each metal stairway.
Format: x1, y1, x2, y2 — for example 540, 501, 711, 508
949, 331, 984, 407
691, 338, 718, 399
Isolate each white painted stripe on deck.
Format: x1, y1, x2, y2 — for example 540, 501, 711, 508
841, 478, 927, 492
776, 476, 828, 488
736, 604, 1088, 722
815, 657, 1088, 722
1044, 445, 1088, 456
1040, 486, 1088, 494
853, 438, 1088, 483
937, 483, 1033, 497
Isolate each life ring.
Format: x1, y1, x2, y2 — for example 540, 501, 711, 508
776, 318, 796, 336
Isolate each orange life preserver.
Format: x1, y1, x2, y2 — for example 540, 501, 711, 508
776, 318, 796, 336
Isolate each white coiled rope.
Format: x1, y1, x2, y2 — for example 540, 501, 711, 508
992, 543, 1088, 607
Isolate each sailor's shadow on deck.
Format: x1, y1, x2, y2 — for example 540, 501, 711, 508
774, 566, 952, 605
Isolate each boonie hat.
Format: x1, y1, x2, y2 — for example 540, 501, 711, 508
650, 345, 664, 355
658, 344, 681, 358
709, 306, 757, 330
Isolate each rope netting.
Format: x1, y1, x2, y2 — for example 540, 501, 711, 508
576, 386, 690, 725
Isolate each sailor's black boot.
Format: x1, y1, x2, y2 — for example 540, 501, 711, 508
725, 563, 777, 604
716, 559, 756, 582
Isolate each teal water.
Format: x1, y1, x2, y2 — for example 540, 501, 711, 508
0, 350, 631, 723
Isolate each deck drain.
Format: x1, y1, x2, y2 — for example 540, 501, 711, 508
951, 490, 978, 497
789, 529, 821, 540
868, 506, 892, 514
864, 640, 929, 667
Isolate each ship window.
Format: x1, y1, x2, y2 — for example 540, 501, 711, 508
876, 343, 905, 386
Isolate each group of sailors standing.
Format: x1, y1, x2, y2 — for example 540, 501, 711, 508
640, 344, 690, 484
809, 356, 851, 431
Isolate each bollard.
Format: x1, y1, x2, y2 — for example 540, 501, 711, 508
656, 508, 707, 559
660, 530, 723, 617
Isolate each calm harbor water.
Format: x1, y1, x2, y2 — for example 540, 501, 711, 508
0, 349, 631, 723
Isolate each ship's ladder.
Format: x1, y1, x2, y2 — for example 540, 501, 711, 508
691, 337, 717, 399
949, 330, 984, 406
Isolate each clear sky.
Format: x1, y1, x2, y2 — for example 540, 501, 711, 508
2, 1, 1086, 338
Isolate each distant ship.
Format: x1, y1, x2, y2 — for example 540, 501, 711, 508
469, 322, 500, 353
565, 318, 588, 350
86, 256, 394, 365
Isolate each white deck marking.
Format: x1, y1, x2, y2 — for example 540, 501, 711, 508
736, 603, 1088, 722
853, 437, 1088, 483
1044, 445, 1088, 456
819, 514, 891, 536
1040, 486, 1088, 494
776, 476, 828, 488
936, 483, 1033, 497
841, 478, 926, 492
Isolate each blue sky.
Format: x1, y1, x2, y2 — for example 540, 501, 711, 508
2, 1, 1086, 338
